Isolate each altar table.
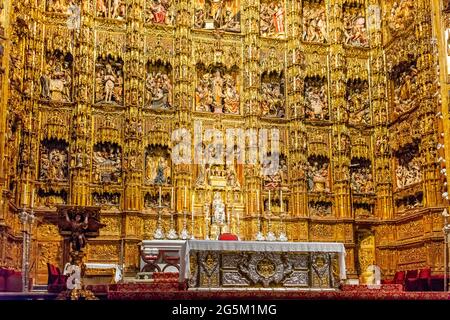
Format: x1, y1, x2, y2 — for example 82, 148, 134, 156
139, 240, 346, 289
182, 240, 346, 289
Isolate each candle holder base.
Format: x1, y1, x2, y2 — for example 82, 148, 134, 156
278, 232, 288, 242
180, 228, 189, 240
255, 231, 266, 241
266, 231, 277, 242
153, 228, 165, 240
167, 229, 178, 240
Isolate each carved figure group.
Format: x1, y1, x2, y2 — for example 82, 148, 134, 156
261, 81, 285, 118
387, 0, 414, 35
92, 144, 122, 183
351, 167, 374, 193
302, 5, 327, 43
95, 57, 124, 105
47, 0, 67, 13
396, 157, 422, 189
145, 71, 173, 109
307, 162, 329, 192
40, 51, 72, 102
93, 192, 120, 208
97, 0, 126, 20
393, 64, 418, 117
145, 0, 174, 25
263, 157, 287, 189
343, 8, 368, 47
260, 1, 285, 37
39, 145, 69, 181
347, 85, 370, 125
309, 202, 332, 217
194, 0, 240, 32
305, 82, 328, 120
196, 69, 240, 114
145, 154, 171, 185
212, 192, 226, 225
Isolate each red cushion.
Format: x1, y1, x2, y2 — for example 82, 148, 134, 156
0, 276, 5, 292
419, 268, 431, 279
218, 233, 239, 241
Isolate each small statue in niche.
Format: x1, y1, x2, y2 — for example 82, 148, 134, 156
226, 165, 240, 189
351, 165, 374, 194
347, 83, 370, 125
145, 69, 173, 109
145, 0, 174, 25
307, 161, 330, 192
393, 64, 418, 117
305, 80, 328, 120
154, 158, 167, 184
343, 7, 368, 47
260, 1, 285, 37
195, 67, 239, 114
212, 192, 226, 225
194, 0, 241, 32
302, 4, 327, 43
260, 76, 285, 118
39, 142, 69, 181
92, 143, 122, 183
40, 50, 73, 102
95, 55, 124, 105
47, 0, 67, 13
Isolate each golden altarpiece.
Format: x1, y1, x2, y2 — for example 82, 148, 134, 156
0, 0, 449, 285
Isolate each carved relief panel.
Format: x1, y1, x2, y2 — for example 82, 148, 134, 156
261, 71, 285, 118
304, 76, 329, 121
343, 3, 368, 47
144, 0, 175, 25
92, 142, 122, 184
39, 139, 69, 182
302, 0, 327, 43
260, 0, 285, 38
195, 64, 240, 114
95, 54, 124, 106
194, 0, 241, 32
145, 60, 173, 110
96, 0, 126, 20
145, 145, 172, 185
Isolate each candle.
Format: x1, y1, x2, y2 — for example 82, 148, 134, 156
191, 193, 195, 235
280, 189, 283, 212
184, 186, 187, 209
159, 186, 162, 207
31, 189, 35, 209
257, 190, 260, 213
192, 193, 195, 213
268, 190, 271, 211
171, 187, 174, 209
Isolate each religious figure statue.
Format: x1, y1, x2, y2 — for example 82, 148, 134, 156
97, 0, 125, 19
302, 4, 327, 43
226, 165, 240, 189
343, 8, 368, 47
95, 57, 123, 104
347, 85, 370, 125
308, 162, 329, 192
194, 0, 240, 32
145, 71, 173, 109
260, 1, 284, 37
40, 51, 73, 102
261, 79, 285, 118
65, 212, 89, 252
212, 192, 226, 225
305, 82, 328, 120
196, 69, 239, 114
387, 0, 414, 35
154, 157, 167, 184
39, 144, 69, 181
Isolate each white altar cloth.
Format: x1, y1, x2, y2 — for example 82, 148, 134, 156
181, 240, 347, 281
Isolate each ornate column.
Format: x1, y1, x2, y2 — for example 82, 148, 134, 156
416, 0, 442, 207
242, 0, 261, 239
329, 0, 351, 219
173, 0, 193, 232
369, 0, 393, 220
71, 1, 94, 207
286, 0, 308, 239
122, 0, 144, 273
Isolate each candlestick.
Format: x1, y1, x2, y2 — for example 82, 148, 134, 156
159, 186, 162, 207
31, 189, 35, 210
191, 194, 195, 240
280, 189, 283, 212
257, 190, 260, 213
237, 209, 240, 239
268, 190, 271, 211
184, 186, 187, 209
171, 187, 174, 210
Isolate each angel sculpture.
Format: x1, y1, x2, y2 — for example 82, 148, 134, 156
60, 210, 105, 252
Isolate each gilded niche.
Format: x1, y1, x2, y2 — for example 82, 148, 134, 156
302, 1, 327, 43
343, 4, 368, 47
304, 76, 329, 121
95, 54, 124, 106
40, 49, 73, 102
39, 139, 69, 182
194, 0, 241, 32
386, 0, 415, 36
145, 145, 172, 185
145, 60, 173, 110
260, 0, 285, 38
96, 0, 126, 20
390, 59, 418, 120
144, 0, 175, 25
195, 64, 240, 114
261, 71, 285, 118
93, 142, 122, 184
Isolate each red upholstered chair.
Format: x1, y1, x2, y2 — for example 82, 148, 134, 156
404, 269, 419, 291
218, 233, 239, 241
47, 263, 67, 293
382, 271, 405, 286
406, 268, 432, 291
5, 271, 23, 292
0, 268, 6, 292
